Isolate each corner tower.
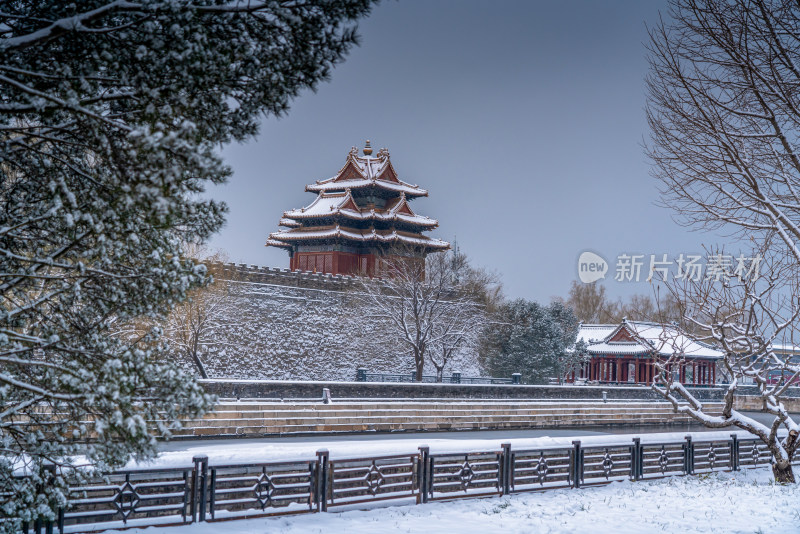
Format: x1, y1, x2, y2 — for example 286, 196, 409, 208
266, 141, 449, 276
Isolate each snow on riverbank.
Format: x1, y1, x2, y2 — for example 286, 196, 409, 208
110, 467, 799, 534
135, 429, 771, 469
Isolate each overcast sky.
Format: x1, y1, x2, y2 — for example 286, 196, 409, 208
207, 0, 727, 303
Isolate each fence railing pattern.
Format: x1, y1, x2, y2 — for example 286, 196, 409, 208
355, 368, 521, 384
22, 434, 787, 533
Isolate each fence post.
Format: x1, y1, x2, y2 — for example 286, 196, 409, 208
730, 434, 740, 471
451, 371, 461, 384
501, 443, 512, 495
683, 436, 694, 475
631, 438, 641, 481
411, 371, 416, 381
418, 445, 430, 503
192, 455, 208, 522
571, 440, 582, 488
209, 468, 216, 520
356, 368, 367, 382
512, 373, 521, 385
316, 449, 330, 512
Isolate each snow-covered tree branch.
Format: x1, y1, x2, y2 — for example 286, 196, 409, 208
354, 249, 489, 382
646, 0, 800, 483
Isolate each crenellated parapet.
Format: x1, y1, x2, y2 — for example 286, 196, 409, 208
207, 262, 365, 291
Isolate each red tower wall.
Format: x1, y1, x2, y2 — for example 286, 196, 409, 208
290, 251, 423, 278
291, 251, 377, 276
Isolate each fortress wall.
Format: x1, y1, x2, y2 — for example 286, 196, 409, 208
195, 263, 481, 381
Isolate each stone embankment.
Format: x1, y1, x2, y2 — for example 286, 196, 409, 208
172, 381, 792, 440
171, 400, 724, 439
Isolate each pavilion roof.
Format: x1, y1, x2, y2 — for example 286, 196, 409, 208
283, 190, 438, 228
278, 217, 301, 228
267, 224, 450, 250
265, 237, 292, 249
305, 146, 428, 197
578, 321, 723, 359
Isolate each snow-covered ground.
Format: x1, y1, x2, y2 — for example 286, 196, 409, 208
110, 467, 798, 534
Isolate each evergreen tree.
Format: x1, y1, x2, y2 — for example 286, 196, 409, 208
0, 1, 376, 528
481, 299, 580, 384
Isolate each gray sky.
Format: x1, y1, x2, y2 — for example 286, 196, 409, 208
207, 0, 723, 302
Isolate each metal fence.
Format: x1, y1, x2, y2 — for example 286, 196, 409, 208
355, 368, 522, 384
22, 434, 785, 533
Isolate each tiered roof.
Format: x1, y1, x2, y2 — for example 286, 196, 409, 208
266, 142, 449, 252
305, 146, 428, 198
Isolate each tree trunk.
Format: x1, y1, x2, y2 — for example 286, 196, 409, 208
772, 460, 796, 484
415, 357, 424, 382
191, 351, 209, 379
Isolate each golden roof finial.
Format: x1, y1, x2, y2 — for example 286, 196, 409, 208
363, 140, 373, 156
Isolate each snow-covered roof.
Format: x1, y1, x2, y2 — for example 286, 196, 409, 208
306, 148, 428, 197
283, 191, 438, 228
267, 225, 450, 249
577, 324, 618, 344
578, 321, 724, 360
266, 144, 448, 252
307, 177, 428, 197
265, 238, 292, 249
278, 217, 301, 228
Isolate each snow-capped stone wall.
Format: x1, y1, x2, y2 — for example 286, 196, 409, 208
196, 263, 482, 381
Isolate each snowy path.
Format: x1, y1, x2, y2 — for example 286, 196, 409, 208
109, 467, 799, 534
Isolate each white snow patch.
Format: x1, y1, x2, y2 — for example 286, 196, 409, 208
104, 467, 799, 534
